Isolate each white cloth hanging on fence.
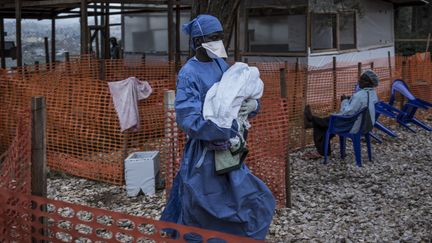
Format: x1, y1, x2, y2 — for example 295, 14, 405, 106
108, 77, 152, 132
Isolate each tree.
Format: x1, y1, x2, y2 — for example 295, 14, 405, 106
191, 0, 241, 49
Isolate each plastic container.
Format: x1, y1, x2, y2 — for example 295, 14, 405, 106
124, 151, 160, 196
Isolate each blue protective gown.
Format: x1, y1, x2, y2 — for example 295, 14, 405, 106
160, 57, 276, 240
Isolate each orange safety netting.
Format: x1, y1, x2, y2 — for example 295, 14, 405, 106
0, 110, 31, 194
0, 187, 262, 242
1, 56, 176, 185
1, 53, 431, 210
0, 112, 260, 242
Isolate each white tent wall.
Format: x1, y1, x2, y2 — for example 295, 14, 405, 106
123, 11, 190, 59
120, 0, 396, 67
308, 46, 394, 68
307, 0, 395, 68
357, 0, 394, 48
247, 15, 306, 53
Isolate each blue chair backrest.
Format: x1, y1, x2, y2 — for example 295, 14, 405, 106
328, 107, 368, 135
389, 79, 416, 105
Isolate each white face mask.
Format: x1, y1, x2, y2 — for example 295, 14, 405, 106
201, 40, 228, 59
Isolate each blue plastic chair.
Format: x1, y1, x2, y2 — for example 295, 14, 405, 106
388, 79, 432, 132
324, 107, 372, 167
371, 101, 404, 143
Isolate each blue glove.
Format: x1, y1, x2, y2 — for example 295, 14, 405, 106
239, 99, 258, 116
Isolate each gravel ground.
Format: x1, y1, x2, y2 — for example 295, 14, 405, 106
48, 123, 432, 242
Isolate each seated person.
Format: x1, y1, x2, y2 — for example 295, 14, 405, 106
304, 70, 380, 157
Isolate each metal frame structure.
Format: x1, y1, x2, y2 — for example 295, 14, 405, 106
0, 0, 190, 68
0, 0, 428, 68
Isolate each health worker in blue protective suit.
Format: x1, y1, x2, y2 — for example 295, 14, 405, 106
160, 15, 276, 241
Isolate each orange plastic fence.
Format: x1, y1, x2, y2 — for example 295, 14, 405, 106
395, 53, 432, 103
0, 56, 176, 185
0, 110, 31, 195
0, 188, 261, 243
163, 98, 290, 207
1, 54, 431, 209
0, 113, 260, 242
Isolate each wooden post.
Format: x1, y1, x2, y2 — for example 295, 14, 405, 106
95, 3, 100, 59
164, 90, 177, 184
302, 65, 309, 149
0, 17, 5, 69
370, 62, 374, 70
65, 52, 70, 62
80, 0, 89, 54
104, 3, 110, 59
294, 58, 299, 116
31, 96, 47, 242
425, 33, 431, 58
31, 96, 47, 197
44, 37, 50, 65
120, 3, 125, 59
388, 51, 393, 97
279, 67, 287, 99
175, 3, 181, 72
99, 59, 105, 80
400, 60, 407, 110
65, 51, 71, 75
243, 7, 249, 52
51, 18, 56, 64
358, 62, 362, 79
234, 6, 240, 61
167, 0, 174, 62
306, 13, 311, 53
34, 61, 40, 73
16, 0, 23, 67
332, 56, 337, 110
122, 132, 129, 161
279, 65, 291, 208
